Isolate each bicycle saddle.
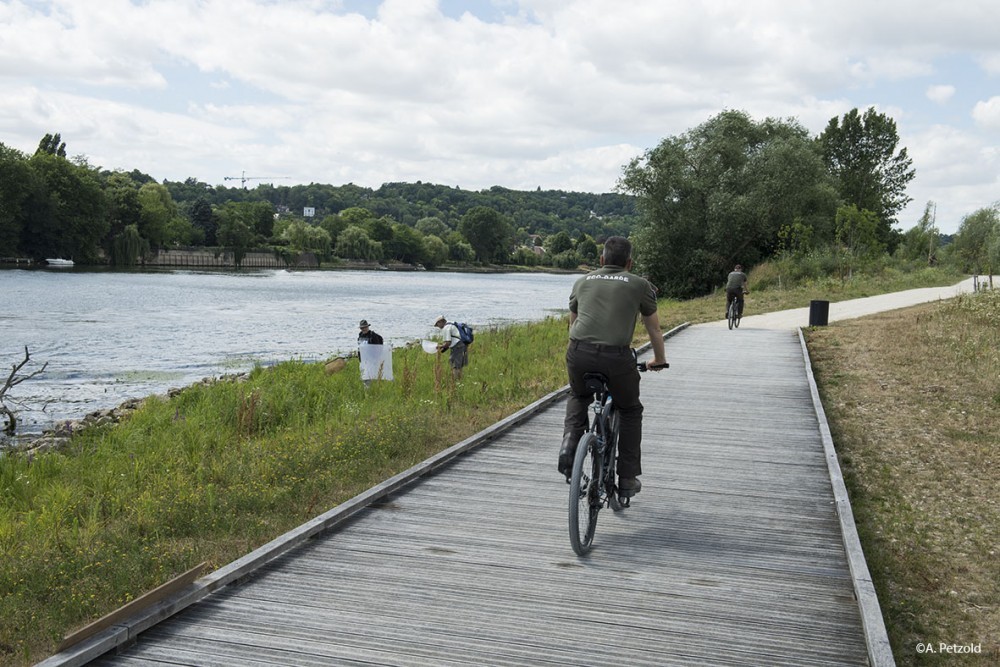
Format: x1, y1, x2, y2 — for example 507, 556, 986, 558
583, 372, 609, 396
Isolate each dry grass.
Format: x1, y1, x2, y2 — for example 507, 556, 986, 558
806, 293, 1000, 665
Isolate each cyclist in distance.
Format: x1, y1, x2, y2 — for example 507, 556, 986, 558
557, 236, 668, 496
725, 264, 749, 319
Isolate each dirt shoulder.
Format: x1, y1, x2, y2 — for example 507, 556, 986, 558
806, 296, 999, 665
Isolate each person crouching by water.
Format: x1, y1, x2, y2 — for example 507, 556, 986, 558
434, 315, 468, 380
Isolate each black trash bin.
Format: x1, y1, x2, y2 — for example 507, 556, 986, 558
809, 299, 829, 326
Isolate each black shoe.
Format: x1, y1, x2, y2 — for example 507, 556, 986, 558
557, 433, 577, 478
618, 476, 642, 497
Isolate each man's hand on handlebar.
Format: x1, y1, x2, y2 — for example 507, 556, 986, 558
638, 360, 669, 372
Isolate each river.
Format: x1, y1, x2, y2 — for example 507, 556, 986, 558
1, 267, 577, 439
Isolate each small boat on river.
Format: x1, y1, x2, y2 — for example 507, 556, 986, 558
45, 258, 74, 267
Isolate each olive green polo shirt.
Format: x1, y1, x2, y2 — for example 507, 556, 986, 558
568, 265, 658, 347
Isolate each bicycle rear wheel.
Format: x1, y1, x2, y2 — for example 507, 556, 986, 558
727, 301, 735, 329
568, 433, 599, 555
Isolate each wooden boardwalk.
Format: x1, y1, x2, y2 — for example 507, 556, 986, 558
65, 325, 886, 666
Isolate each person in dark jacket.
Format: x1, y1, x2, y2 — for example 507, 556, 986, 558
358, 319, 384, 346
725, 265, 749, 318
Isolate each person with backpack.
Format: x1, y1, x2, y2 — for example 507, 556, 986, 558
434, 315, 471, 380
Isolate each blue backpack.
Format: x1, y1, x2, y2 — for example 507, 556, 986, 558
451, 321, 474, 345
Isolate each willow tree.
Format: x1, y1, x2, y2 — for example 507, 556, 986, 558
620, 110, 837, 297
110, 223, 149, 266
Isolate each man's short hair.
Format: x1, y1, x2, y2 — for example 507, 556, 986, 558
602, 236, 632, 267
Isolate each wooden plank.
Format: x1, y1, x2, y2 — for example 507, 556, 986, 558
56, 562, 208, 651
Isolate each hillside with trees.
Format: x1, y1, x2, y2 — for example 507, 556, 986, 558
3, 107, 998, 298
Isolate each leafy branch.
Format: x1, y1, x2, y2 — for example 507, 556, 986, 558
1, 346, 48, 436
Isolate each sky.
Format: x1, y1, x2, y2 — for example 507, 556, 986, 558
1, 0, 998, 235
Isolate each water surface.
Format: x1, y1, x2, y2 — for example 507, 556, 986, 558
1, 268, 576, 437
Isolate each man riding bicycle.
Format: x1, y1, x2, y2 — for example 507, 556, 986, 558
557, 236, 668, 497
725, 264, 749, 319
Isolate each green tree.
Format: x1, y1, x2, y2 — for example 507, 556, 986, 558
281, 219, 331, 255
952, 205, 999, 274
22, 152, 107, 261
0, 143, 30, 256
164, 216, 201, 246
248, 201, 275, 241
318, 214, 348, 248
339, 206, 375, 227
835, 204, 883, 279
897, 201, 939, 265
415, 216, 449, 238
137, 182, 177, 249
575, 234, 599, 264
818, 107, 915, 249
190, 198, 216, 245
445, 231, 475, 264
35, 132, 66, 158
385, 224, 426, 264
216, 203, 256, 266
551, 249, 581, 269
421, 234, 449, 269
366, 216, 394, 243
458, 206, 514, 263
621, 110, 837, 297
110, 223, 149, 266
543, 230, 573, 255
335, 225, 382, 261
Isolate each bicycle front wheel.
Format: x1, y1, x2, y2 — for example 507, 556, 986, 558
568, 433, 600, 556
606, 409, 623, 512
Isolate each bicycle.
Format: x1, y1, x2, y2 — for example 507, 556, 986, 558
568, 359, 668, 556
727, 291, 748, 329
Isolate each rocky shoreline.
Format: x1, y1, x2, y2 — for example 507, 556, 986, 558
8, 372, 251, 458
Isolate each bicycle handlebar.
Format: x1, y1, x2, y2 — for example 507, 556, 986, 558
637, 361, 669, 372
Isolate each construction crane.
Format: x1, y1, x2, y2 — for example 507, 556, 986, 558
223, 171, 291, 188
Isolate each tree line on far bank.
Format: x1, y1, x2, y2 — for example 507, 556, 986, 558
3, 107, 998, 298
0, 136, 634, 272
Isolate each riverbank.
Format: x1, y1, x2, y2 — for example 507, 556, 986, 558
2, 269, 579, 442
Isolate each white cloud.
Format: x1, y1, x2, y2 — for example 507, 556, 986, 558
972, 97, 1000, 131
926, 85, 955, 104
2, 0, 1000, 233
